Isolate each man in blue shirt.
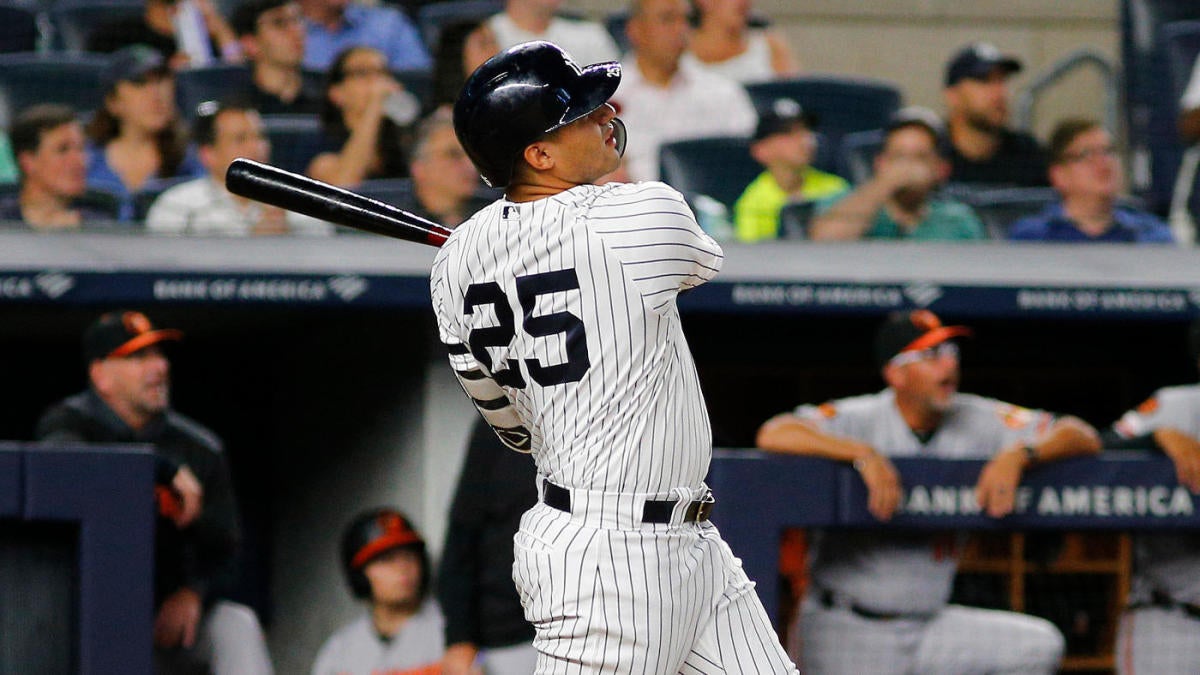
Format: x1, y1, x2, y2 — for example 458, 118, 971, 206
1009, 118, 1172, 243
299, 0, 431, 71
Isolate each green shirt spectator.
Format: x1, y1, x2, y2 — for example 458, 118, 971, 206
734, 167, 849, 242
0, 133, 17, 184
815, 194, 984, 240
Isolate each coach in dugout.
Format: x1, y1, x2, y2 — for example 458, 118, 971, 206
35, 310, 273, 675
756, 309, 1101, 674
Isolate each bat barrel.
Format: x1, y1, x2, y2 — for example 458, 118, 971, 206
225, 158, 453, 247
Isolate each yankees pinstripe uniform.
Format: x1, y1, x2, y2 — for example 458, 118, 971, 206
430, 180, 797, 674
1112, 386, 1200, 675
788, 390, 1065, 675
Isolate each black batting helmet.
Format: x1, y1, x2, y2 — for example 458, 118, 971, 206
340, 507, 429, 600
453, 40, 625, 188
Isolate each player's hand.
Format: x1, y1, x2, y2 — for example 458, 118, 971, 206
442, 643, 484, 675
976, 447, 1025, 518
1155, 428, 1200, 493
154, 587, 202, 648
853, 451, 901, 521
170, 465, 204, 528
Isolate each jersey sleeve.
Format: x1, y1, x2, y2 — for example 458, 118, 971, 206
1113, 388, 1200, 439
983, 400, 1055, 448
589, 182, 724, 313
430, 246, 532, 452
793, 400, 859, 439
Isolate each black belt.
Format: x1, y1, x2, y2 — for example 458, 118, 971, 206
817, 588, 910, 621
542, 481, 714, 524
1129, 590, 1200, 621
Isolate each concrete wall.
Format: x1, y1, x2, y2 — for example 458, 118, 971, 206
567, 0, 1120, 142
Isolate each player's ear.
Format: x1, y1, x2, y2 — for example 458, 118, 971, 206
522, 142, 555, 172
882, 363, 903, 388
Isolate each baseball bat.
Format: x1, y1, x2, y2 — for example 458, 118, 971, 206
224, 158, 453, 247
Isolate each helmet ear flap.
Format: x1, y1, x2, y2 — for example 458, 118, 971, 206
612, 117, 627, 158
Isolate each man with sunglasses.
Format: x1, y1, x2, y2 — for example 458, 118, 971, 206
756, 310, 1101, 674
1009, 118, 1172, 243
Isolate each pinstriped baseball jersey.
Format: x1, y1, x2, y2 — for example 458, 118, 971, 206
430, 181, 720, 495
1113, 384, 1200, 606
797, 389, 1052, 614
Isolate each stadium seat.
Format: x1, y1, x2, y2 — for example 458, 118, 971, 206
838, 128, 885, 185
76, 187, 125, 224
953, 186, 1059, 239
260, 115, 325, 175
0, 52, 110, 128
778, 200, 818, 240
132, 176, 193, 222
356, 178, 415, 209
393, 68, 433, 110
174, 65, 255, 119
745, 76, 902, 175
658, 136, 760, 212
50, 0, 144, 52
0, 2, 42, 54
1120, 0, 1200, 213
416, 0, 502, 53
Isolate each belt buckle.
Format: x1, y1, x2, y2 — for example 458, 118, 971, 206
691, 492, 715, 523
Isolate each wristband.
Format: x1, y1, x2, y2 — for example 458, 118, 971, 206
852, 455, 870, 473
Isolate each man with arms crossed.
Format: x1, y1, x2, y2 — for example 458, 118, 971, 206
757, 310, 1101, 674
432, 41, 797, 674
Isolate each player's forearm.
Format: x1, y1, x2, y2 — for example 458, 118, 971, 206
756, 414, 874, 462
1153, 427, 1200, 457
1024, 416, 1102, 465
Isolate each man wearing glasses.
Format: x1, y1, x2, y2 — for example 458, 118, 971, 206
756, 310, 1101, 674
1008, 118, 1172, 243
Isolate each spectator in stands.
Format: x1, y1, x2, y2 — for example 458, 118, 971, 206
313, 507, 444, 675
611, 0, 756, 182
88, 0, 243, 70
756, 309, 1100, 673
86, 46, 206, 222
810, 107, 985, 241
308, 46, 415, 186
35, 310, 273, 675
1, 105, 115, 229
430, 19, 500, 111
1180, 55, 1200, 144
733, 97, 849, 242
487, 0, 619, 66
0, 132, 17, 184
1009, 118, 1172, 243
299, 0, 430, 71
685, 0, 799, 83
147, 101, 333, 235
406, 109, 489, 227
1106, 319, 1200, 675
231, 0, 322, 115
438, 418, 538, 675
943, 42, 1047, 187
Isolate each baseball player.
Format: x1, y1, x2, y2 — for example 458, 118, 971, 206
756, 310, 1101, 674
431, 41, 797, 674
311, 508, 445, 675
1108, 319, 1200, 674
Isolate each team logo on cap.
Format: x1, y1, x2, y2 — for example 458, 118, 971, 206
910, 309, 942, 331
122, 311, 153, 335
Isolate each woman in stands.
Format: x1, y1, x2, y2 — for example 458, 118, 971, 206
685, 0, 799, 83
307, 46, 415, 187
85, 46, 205, 222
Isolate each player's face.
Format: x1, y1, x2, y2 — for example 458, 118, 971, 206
18, 122, 88, 200
364, 548, 422, 607
890, 342, 960, 412
251, 2, 306, 68
946, 69, 1010, 133
1050, 127, 1121, 201
541, 103, 622, 183
206, 109, 270, 177
94, 345, 172, 417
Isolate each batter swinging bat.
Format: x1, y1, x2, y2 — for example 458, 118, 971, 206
224, 158, 453, 247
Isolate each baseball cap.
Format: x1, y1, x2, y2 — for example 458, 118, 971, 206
873, 310, 971, 368
753, 97, 818, 142
886, 105, 946, 138
82, 310, 183, 363
349, 510, 425, 569
100, 45, 170, 93
944, 42, 1022, 87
